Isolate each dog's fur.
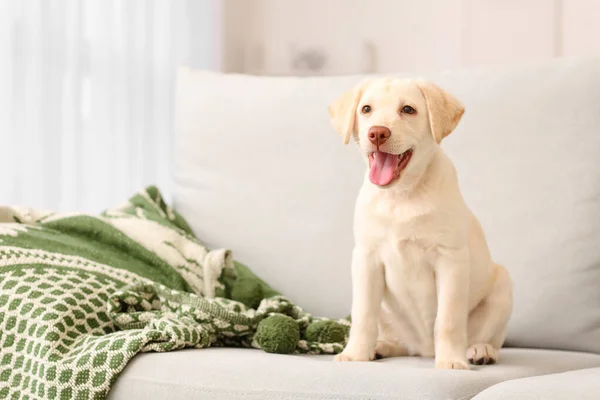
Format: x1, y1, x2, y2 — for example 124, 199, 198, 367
329, 78, 513, 369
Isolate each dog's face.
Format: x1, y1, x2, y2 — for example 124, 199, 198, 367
329, 78, 464, 187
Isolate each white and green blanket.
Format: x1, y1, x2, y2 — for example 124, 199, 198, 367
0, 187, 348, 400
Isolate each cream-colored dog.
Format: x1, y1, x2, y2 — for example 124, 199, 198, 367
329, 78, 513, 369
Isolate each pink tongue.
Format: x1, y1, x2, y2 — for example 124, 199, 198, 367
369, 151, 397, 186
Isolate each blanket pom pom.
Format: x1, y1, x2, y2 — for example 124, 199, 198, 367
255, 314, 299, 354
305, 320, 348, 343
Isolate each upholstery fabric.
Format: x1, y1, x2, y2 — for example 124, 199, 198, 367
110, 348, 600, 400
472, 367, 600, 400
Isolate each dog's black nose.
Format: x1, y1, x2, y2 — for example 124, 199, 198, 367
368, 126, 391, 147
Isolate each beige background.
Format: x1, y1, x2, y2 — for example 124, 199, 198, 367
221, 0, 600, 75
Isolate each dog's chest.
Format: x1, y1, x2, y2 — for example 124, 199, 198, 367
357, 190, 438, 245
381, 235, 438, 347
357, 191, 439, 309
381, 233, 436, 292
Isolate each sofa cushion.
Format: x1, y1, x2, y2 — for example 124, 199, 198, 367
109, 348, 600, 400
472, 367, 600, 400
172, 57, 600, 353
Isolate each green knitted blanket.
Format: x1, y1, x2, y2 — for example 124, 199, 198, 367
0, 187, 349, 400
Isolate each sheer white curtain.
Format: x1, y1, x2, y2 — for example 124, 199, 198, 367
0, 0, 214, 212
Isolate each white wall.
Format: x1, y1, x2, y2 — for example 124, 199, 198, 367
224, 0, 600, 75
187, 0, 225, 71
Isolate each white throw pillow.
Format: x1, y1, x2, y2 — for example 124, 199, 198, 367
172, 57, 600, 354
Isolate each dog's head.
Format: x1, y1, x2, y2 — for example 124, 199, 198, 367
329, 78, 464, 187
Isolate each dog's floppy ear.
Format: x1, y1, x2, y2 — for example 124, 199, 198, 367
417, 81, 464, 144
328, 79, 370, 145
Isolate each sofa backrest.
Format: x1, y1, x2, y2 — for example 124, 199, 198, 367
172, 57, 600, 354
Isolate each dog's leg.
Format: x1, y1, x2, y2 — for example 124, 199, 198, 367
335, 247, 384, 362
433, 248, 470, 370
467, 263, 513, 365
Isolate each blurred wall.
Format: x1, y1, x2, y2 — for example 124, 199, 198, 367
188, 0, 224, 70
221, 0, 600, 76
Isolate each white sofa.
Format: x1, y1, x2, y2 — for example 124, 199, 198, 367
110, 57, 600, 399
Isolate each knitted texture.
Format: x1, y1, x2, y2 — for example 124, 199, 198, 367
0, 186, 349, 399
254, 314, 300, 354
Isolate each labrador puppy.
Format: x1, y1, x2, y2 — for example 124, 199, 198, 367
328, 78, 513, 369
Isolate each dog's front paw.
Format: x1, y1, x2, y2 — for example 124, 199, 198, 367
334, 348, 374, 362
435, 359, 470, 370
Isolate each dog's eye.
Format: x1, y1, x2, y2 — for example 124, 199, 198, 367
361, 105, 372, 114
401, 105, 416, 114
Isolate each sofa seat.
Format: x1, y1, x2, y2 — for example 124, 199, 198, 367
109, 348, 600, 400
473, 367, 600, 400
